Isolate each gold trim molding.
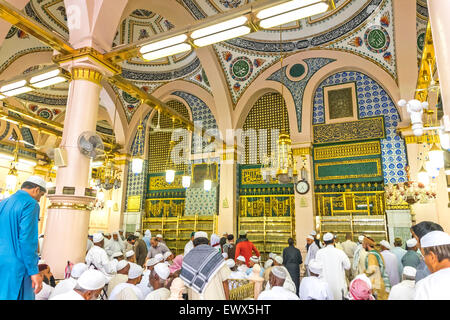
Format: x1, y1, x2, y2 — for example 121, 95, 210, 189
293, 147, 311, 156
404, 134, 440, 145
314, 141, 381, 160
72, 68, 103, 85
48, 202, 93, 211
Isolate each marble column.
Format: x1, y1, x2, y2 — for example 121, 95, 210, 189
42, 61, 109, 278
218, 146, 238, 236
427, 0, 450, 128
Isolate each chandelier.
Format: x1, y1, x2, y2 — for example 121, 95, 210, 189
131, 122, 145, 175
93, 154, 122, 191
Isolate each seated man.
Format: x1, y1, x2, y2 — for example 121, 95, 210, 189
109, 263, 145, 300
299, 259, 333, 300
50, 263, 88, 299
257, 267, 299, 300
145, 263, 171, 300
50, 270, 106, 300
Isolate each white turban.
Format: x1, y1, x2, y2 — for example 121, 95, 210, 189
154, 263, 170, 280
306, 235, 314, 240
236, 255, 246, 262
323, 233, 334, 242
406, 238, 417, 248
116, 260, 129, 272
71, 263, 88, 279
146, 258, 158, 267
403, 266, 417, 278
93, 233, 104, 243
358, 235, 365, 243
380, 240, 391, 250
222, 252, 228, 259
125, 250, 135, 258
154, 253, 164, 263
226, 259, 235, 268
250, 256, 259, 263
112, 252, 123, 259
163, 251, 173, 260
194, 231, 208, 239
77, 269, 106, 290
420, 231, 450, 248
274, 255, 283, 265
308, 259, 323, 275
128, 263, 143, 280
271, 266, 286, 279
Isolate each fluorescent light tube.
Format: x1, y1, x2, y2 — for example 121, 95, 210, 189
30, 69, 61, 84
3, 86, 33, 97
257, 0, 323, 20
18, 158, 37, 167
259, 2, 329, 29
140, 34, 188, 54
32, 76, 67, 88
142, 43, 192, 61
0, 94, 5, 100
193, 26, 251, 47
1, 79, 27, 92
191, 16, 248, 39
0, 153, 14, 161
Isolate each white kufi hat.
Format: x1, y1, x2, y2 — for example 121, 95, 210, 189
128, 263, 143, 280
77, 269, 106, 290
323, 233, 334, 242
406, 238, 417, 248
154, 263, 170, 280
420, 231, 450, 248
71, 263, 88, 279
271, 266, 287, 279
92, 233, 104, 243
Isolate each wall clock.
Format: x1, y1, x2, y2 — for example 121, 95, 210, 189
295, 180, 310, 195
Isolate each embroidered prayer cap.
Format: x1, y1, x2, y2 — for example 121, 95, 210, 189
406, 238, 417, 248
403, 266, 417, 278
380, 240, 391, 249
274, 255, 283, 265
71, 263, 88, 279
323, 233, 334, 242
128, 263, 143, 280
163, 251, 173, 260
116, 260, 129, 272
236, 255, 246, 262
308, 259, 323, 275
25, 176, 47, 191
420, 231, 450, 248
93, 233, 104, 243
271, 266, 287, 279
250, 256, 260, 263
154, 263, 170, 280
146, 258, 158, 267
194, 231, 208, 239
112, 252, 123, 258
125, 250, 135, 258
307, 235, 314, 240
77, 269, 106, 290
226, 259, 235, 268
154, 253, 164, 263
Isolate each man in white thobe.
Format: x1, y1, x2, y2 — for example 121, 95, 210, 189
109, 263, 145, 300
305, 235, 320, 276
85, 233, 115, 278
258, 266, 299, 300
352, 235, 367, 276
341, 233, 357, 279
106, 260, 130, 297
299, 259, 333, 300
184, 232, 195, 256
315, 233, 351, 300
380, 240, 400, 287
105, 232, 125, 258
138, 258, 158, 296
414, 231, 450, 300
50, 269, 106, 300
145, 263, 171, 300
388, 266, 416, 300
50, 263, 88, 299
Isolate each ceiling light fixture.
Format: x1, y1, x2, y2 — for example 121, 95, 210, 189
193, 25, 251, 47
191, 16, 248, 39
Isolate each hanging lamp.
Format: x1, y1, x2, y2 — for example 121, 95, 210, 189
165, 117, 176, 184
204, 160, 212, 191
131, 123, 145, 174
5, 139, 19, 192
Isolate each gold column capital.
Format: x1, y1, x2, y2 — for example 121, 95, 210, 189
403, 134, 440, 144
72, 68, 103, 85
293, 147, 312, 156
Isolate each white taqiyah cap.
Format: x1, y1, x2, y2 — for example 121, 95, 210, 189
38, 259, 46, 265
71, 263, 88, 279
222, 252, 228, 259
154, 263, 170, 280
420, 231, 450, 248
310, 231, 317, 236
358, 235, 365, 243
156, 234, 163, 238
406, 238, 417, 248
380, 240, 391, 249
403, 266, 417, 278
146, 258, 158, 267
271, 266, 286, 279
274, 255, 283, 265
163, 251, 173, 260
93, 233, 104, 243
112, 252, 123, 258
116, 260, 129, 272
323, 233, 334, 242
237, 255, 246, 262
154, 253, 164, 263
250, 256, 259, 263
307, 235, 314, 240
194, 231, 208, 239
226, 259, 235, 268
308, 259, 323, 275
125, 250, 135, 258
25, 175, 47, 190
104, 233, 111, 237
77, 269, 106, 291
268, 253, 275, 259
128, 263, 143, 280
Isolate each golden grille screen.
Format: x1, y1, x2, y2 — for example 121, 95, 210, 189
242, 92, 290, 164
148, 100, 190, 173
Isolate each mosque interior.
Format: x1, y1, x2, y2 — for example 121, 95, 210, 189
0, 0, 449, 277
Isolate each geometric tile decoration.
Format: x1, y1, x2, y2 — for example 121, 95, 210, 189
213, 42, 278, 105
267, 58, 335, 132
324, 0, 397, 79
185, 67, 212, 94
185, 185, 218, 216
313, 71, 408, 184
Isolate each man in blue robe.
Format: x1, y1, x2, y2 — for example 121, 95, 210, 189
0, 176, 47, 300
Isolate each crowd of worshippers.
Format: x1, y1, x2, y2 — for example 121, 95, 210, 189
35, 222, 450, 300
